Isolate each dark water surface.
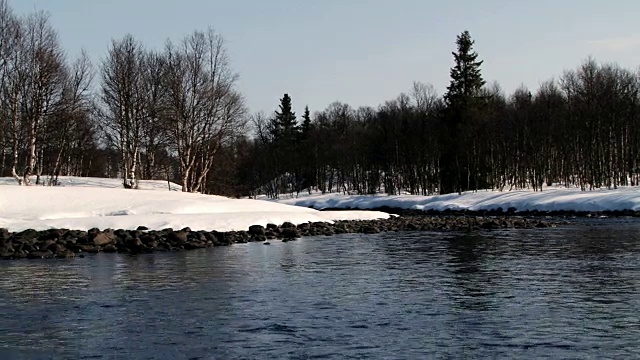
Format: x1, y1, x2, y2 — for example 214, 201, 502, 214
1, 219, 640, 359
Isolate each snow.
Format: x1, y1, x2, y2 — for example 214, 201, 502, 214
0, 177, 389, 232
4, 175, 639, 233
271, 186, 640, 213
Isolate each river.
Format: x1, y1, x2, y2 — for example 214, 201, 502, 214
1, 218, 639, 359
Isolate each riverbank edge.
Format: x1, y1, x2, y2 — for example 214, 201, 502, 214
0, 215, 562, 260
322, 206, 640, 218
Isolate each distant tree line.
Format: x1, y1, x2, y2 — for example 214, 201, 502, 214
1, 0, 638, 197
239, 32, 640, 197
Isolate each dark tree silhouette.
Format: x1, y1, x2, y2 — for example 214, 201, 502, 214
441, 30, 486, 194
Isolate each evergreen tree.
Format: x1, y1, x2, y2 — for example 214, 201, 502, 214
266, 94, 301, 196
271, 93, 298, 143
298, 105, 315, 192
444, 31, 485, 107
300, 105, 312, 137
440, 30, 486, 194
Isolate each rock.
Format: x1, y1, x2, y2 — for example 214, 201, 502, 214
281, 228, 300, 239
0, 241, 14, 252
126, 238, 145, 252
266, 223, 279, 230
168, 230, 188, 243
0, 245, 14, 258
13, 229, 39, 244
136, 226, 149, 231
263, 241, 271, 245
38, 229, 64, 242
281, 222, 297, 229
232, 235, 248, 244
92, 230, 116, 246
47, 243, 66, 254
140, 234, 157, 245
297, 223, 310, 230
27, 250, 54, 259
0, 228, 9, 240
201, 231, 219, 245
406, 222, 420, 231
237, 231, 250, 241
188, 232, 207, 242
248, 225, 266, 236
36, 239, 57, 251
22, 244, 36, 253
361, 225, 381, 234
87, 228, 100, 238
63, 230, 84, 244
250, 235, 267, 242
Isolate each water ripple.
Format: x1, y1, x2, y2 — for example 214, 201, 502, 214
0, 218, 639, 358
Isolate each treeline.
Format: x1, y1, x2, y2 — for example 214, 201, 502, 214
0, 1, 246, 192
239, 32, 640, 197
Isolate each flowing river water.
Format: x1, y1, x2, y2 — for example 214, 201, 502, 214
0, 218, 639, 359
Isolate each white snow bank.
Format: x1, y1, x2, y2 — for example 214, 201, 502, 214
0, 176, 183, 191
272, 186, 640, 213
0, 177, 389, 232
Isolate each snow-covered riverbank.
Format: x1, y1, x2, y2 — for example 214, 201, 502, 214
271, 186, 640, 213
0, 177, 388, 232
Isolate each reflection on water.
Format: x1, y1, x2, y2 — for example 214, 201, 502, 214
1, 218, 640, 358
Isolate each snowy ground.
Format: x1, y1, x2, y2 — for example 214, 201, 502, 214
0, 177, 389, 232
4, 176, 639, 233
271, 186, 640, 213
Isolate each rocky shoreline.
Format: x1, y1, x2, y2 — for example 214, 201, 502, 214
0, 215, 562, 260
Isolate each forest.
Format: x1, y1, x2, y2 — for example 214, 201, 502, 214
1, 1, 639, 198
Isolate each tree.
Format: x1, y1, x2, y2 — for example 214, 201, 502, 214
264, 94, 300, 196
163, 28, 246, 193
20, 11, 66, 185
441, 30, 486, 194
46, 50, 95, 185
1, 3, 25, 184
270, 93, 298, 143
300, 105, 311, 136
100, 34, 145, 189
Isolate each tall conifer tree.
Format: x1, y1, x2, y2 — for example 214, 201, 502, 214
440, 30, 485, 194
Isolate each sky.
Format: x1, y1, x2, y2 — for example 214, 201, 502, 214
10, 0, 640, 116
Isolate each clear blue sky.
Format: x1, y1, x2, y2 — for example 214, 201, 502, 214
10, 0, 640, 115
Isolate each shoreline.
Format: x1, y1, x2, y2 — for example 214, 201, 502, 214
323, 206, 640, 218
0, 215, 563, 260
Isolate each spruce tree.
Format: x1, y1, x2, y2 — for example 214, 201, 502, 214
440, 30, 485, 194
268, 94, 300, 196
271, 93, 298, 143
444, 31, 485, 108
301, 105, 312, 136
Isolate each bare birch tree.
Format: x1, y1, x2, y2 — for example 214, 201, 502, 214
100, 34, 145, 188
163, 28, 246, 192
20, 11, 66, 185
46, 50, 93, 184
